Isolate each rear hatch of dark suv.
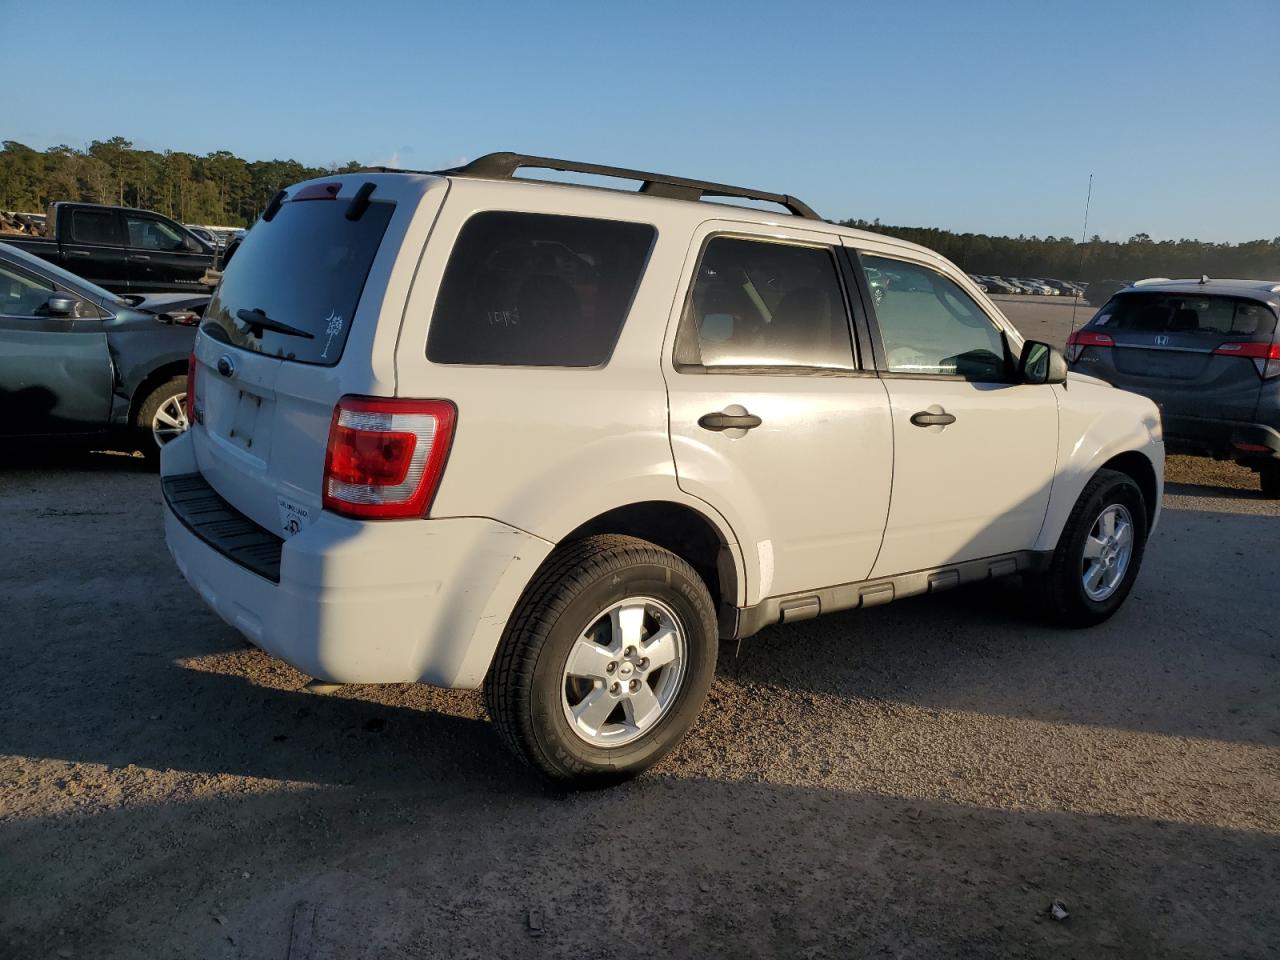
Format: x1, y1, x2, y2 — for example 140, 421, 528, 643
1066, 287, 1280, 453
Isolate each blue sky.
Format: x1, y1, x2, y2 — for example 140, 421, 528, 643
4, 0, 1277, 242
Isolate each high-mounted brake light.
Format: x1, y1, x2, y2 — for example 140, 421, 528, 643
1214, 341, 1280, 379
322, 397, 456, 519
292, 182, 343, 201
186, 352, 203, 425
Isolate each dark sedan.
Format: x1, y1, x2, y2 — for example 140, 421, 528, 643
0, 244, 206, 459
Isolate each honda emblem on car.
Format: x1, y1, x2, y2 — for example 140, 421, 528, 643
216, 355, 236, 378
1155, 335, 1169, 346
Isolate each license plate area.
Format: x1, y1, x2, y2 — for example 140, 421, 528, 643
227, 388, 267, 455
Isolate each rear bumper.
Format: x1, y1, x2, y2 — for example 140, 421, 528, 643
1162, 415, 1280, 461
160, 433, 553, 688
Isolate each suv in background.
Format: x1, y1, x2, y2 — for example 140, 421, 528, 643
163, 153, 1164, 786
1068, 278, 1280, 495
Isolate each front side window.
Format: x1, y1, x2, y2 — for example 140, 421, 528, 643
862, 254, 1008, 381
675, 236, 854, 370
126, 216, 186, 251
427, 212, 655, 367
70, 209, 123, 247
0, 263, 55, 317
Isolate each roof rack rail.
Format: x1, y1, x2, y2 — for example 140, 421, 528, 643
432, 152, 822, 220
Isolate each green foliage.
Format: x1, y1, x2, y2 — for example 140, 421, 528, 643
839, 219, 1280, 285
3, 138, 1276, 282
0, 138, 362, 228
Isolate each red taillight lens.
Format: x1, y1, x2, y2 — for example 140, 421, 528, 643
1214, 341, 1280, 379
1066, 330, 1114, 348
186, 352, 203, 425
322, 397, 456, 519
1065, 329, 1113, 362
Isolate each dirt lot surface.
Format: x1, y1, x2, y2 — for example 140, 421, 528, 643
2, 443, 1279, 958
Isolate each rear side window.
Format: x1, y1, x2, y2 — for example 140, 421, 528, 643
426, 212, 654, 367
674, 236, 855, 371
1091, 294, 1277, 338
201, 195, 396, 366
70, 209, 123, 246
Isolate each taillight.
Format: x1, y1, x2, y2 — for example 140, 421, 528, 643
322, 397, 456, 519
1214, 341, 1280, 379
186, 352, 203, 425
1065, 329, 1114, 362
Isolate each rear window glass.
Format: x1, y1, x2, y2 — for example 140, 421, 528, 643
426, 211, 655, 367
201, 196, 395, 366
1091, 293, 1277, 338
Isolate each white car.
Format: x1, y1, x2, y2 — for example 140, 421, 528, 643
163, 153, 1164, 786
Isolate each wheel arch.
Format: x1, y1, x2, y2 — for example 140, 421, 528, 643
558, 500, 743, 633
1099, 450, 1159, 528
127, 359, 188, 427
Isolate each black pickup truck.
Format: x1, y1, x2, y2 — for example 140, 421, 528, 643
0, 202, 216, 294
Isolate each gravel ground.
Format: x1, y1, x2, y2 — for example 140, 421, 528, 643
1, 445, 1278, 959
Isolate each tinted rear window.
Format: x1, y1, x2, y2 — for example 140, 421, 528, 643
71, 209, 123, 246
426, 211, 655, 367
202, 196, 395, 365
1091, 293, 1277, 338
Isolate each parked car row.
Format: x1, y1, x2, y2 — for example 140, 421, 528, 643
969, 274, 1086, 298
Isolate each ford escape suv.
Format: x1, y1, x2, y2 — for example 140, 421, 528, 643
1067, 278, 1280, 496
163, 152, 1164, 785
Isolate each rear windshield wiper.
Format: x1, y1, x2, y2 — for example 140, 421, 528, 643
235, 307, 315, 340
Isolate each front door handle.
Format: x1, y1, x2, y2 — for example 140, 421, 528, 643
67, 250, 92, 259
129, 254, 151, 262
910, 410, 957, 427
699, 410, 763, 432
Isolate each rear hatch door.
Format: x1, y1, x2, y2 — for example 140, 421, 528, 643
191, 176, 436, 538
1074, 291, 1277, 422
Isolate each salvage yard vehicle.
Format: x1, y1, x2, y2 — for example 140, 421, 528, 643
0, 243, 201, 456
1068, 277, 1280, 495
163, 153, 1165, 785
0, 201, 215, 294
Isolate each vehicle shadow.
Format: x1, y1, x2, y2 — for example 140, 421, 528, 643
0, 444, 151, 474
2, 770, 1276, 959
720, 505, 1280, 747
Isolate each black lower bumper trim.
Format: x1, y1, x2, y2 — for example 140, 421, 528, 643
1162, 416, 1280, 460
162, 473, 284, 582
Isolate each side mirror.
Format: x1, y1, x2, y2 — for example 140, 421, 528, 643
1019, 339, 1068, 385
183, 235, 204, 252
45, 293, 81, 318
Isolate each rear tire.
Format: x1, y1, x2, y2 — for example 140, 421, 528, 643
484, 535, 718, 787
1026, 468, 1148, 627
134, 376, 189, 465
1259, 462, 1280, 499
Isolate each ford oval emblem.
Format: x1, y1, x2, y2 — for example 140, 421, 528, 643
216, 355, 236, 378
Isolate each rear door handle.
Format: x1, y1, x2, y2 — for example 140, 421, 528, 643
699, 410, 763, 432
67, 250, 92, 259
129, 254, 151, 262
910, 410, 957, 427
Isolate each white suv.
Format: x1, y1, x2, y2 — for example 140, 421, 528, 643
163, 153, 1164, 785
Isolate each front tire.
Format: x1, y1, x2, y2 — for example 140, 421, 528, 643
1026, 468, 1148, 627
484, 535, 718, 786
